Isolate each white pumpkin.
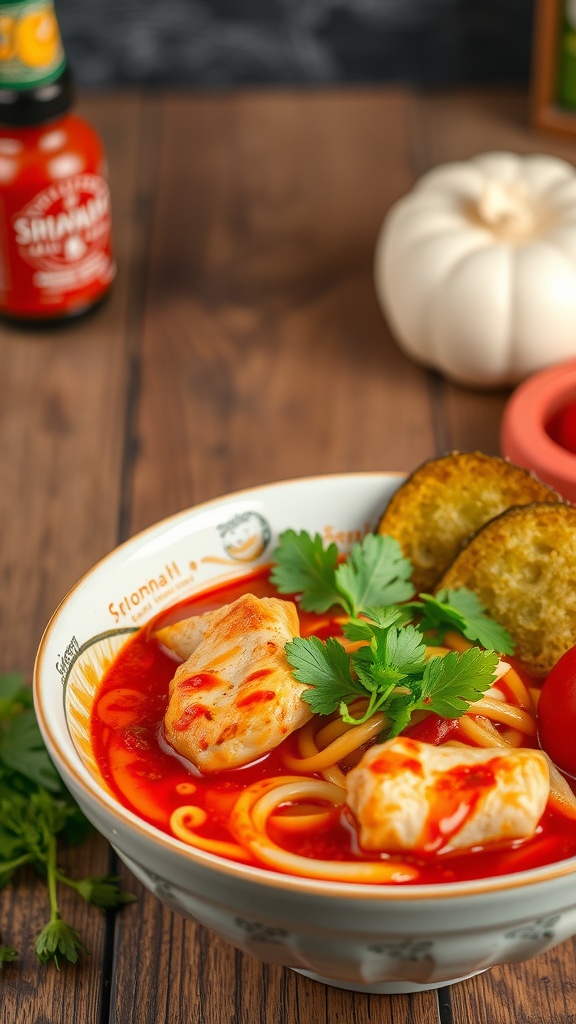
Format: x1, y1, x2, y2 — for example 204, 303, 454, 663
374, 151, 576, 387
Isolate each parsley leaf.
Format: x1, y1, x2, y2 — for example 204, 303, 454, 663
0, 941, 18, 968
35, 917, 87, 968
0, 674, 27, 717
334, 534, 415, 616
437, 589, 514, 654
0, 708, 62, 793
271, 530, 415, 617
64, 873, 137, 911
381, 624, 428, 676
0, 673, 135, 967
414, 648, 499, 718
341, 606, 410, 642
270, 531, 511, 659
285, 637, 364, 714
270, 531, 341, 612
286, 617, 497, 737
411, 589, 515, 654
378, 692, 416, 738
271, 529, 514, 750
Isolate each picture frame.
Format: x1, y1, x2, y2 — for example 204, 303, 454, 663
531, 0, 576, 136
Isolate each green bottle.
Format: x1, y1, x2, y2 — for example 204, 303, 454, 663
0, 0, 66, 90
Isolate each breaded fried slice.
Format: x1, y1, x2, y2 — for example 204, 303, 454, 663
377, 451, 562, 594
435, 502, 576, 677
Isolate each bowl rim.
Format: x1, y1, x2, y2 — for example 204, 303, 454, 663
34, 470, 576, 903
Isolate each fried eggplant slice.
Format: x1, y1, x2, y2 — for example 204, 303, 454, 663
377, 451, 562, 594
435, 502, 576, 677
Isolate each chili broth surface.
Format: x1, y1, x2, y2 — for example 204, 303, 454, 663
90, 568, 576, 885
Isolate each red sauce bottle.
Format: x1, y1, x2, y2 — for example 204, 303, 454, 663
0, 0, 115, 321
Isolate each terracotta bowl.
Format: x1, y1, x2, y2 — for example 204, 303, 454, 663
501, 358, 576, 502
34, 474, 576, 994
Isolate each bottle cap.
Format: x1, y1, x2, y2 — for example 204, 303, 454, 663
0, 1, 72, 125
0, 0, 66, 91
0, 60, 71, 124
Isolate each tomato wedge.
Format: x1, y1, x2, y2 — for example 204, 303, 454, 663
537, 645, 576, 776
403, 713, 461, 746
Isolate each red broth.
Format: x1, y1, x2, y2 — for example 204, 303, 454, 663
90, 567, 576, 885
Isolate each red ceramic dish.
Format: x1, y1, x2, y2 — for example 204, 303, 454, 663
501, 359, 576, 502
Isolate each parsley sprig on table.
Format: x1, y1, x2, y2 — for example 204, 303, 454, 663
271, 530, 514, 738
0, 673, 135, 969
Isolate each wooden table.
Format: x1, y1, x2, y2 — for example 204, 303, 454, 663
1, 85, 576, 1024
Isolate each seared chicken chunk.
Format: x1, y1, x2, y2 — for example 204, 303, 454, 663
346, 737, 549, 853
157, 603, 229, 662
162, 594, 312, 772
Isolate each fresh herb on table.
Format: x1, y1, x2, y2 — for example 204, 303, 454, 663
272, 530, 514, 737
0, 673, 135, 968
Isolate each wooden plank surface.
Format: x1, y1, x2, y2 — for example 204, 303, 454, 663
129, 89, 436, 533
0, 92, 144, 1024
1, 85, 576, 1024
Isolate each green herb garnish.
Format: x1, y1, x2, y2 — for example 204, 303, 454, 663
286, 612, 499, 737
0, 941, 17, 968
0, 674, 135, 968
406, 589, 515, 654
270, 530, 415, 616
273, 530, 514, 735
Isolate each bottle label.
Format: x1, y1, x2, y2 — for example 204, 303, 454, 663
11, 173, 115, 295
0, 0, 66, 89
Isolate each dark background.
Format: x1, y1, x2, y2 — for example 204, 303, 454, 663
55, 0, 536, 88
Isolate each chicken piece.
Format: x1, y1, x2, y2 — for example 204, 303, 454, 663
346, 736, 549, 854
156, 601, 238, 662
163, 594, 312, 772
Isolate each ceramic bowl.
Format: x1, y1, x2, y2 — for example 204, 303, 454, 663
34, 474, 576, 995
501, 358, 576, 502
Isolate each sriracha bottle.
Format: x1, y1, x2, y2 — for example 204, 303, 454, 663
0, 0, 115, 321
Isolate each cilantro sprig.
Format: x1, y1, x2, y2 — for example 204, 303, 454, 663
271, 528, 514, 652
406, 589, 515, 654
286, 611, 500, 738
272, 529, 514, 736
0, 674, 135, 968
270, 531, 415, 616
